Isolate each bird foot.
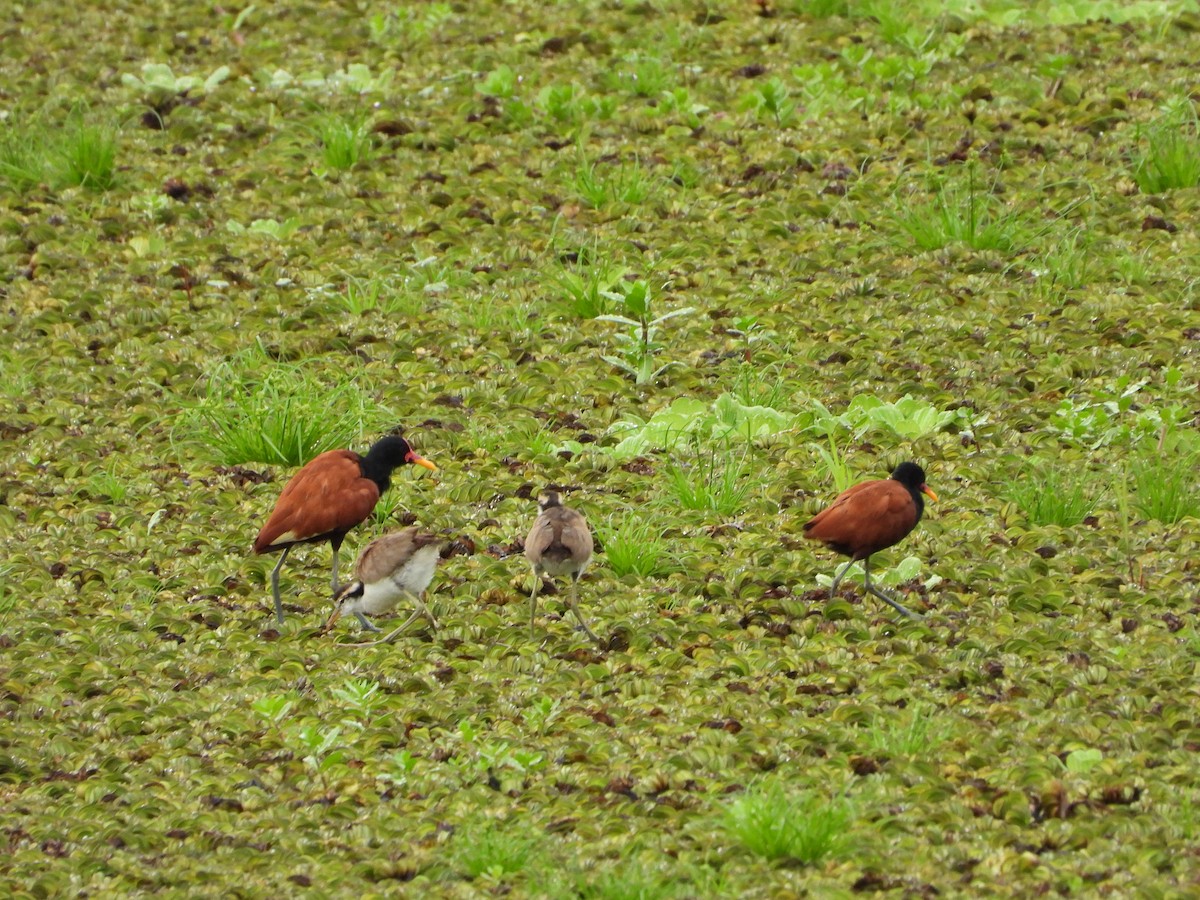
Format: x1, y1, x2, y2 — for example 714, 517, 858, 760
867, 587, 925, 621
344, 611, 424, 647
354, 612, 381, 633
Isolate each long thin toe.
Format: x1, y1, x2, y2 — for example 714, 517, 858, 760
354, 612, 381, 633
350, 610, 422, 647
868, 586, 924, 620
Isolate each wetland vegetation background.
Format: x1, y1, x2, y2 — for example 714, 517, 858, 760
3, 0, 1200, 896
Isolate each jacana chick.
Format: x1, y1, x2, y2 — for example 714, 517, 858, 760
253, 435, 436, 625
803, 461, 937, 620
525, 490, 601, 646
325, 528, 442, 646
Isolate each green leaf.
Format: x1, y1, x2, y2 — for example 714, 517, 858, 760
1064, 748, 1103, 774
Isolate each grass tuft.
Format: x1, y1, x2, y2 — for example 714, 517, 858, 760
724, 781, 852, 864
1131, 107, 1200, 193
55, 117, 117, 190
863, 703, 950, 756
0, 121, 49, 191
453, 823, 541, 880
890, 168, 1035, 252
579, 860, 682, 899
1130, 453, 1200, 524
597, 515, 678, 578
576, 158, 657, 208
666, 450, 755, 516
177, 355, 394, 466
312, 112, 374, 171
1007, 461, 1101, 527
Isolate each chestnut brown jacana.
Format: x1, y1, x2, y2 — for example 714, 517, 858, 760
525, 490, 601, 646
325, 528, 442, 646
253, 435, 436, 625
803, 461, 937, 620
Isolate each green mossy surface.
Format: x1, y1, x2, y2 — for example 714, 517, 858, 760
3, 1, 1200, 896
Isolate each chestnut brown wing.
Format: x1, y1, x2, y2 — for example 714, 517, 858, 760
253, 450, 379, 552
802, 479, 918, 559
355, 529, 440, 583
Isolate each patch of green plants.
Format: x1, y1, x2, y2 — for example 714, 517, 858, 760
477, 64, 534, 126
806, 394, 971, 443
55, 113, 117, 190
1033, 226, 1094, 292
741, 78, 797, 128
863, 702, 951, 756
604, 393, 792, 459
367, 2, 453, 47
549, 254, 625, 319
451, 720, 548, 793
1130, 452, 1200, 525
889, 168, 1038, 252
288, 722, 349, 790
536, 82, 617, 127
666, 448, 756, 516
225, 217, 302, 240
604, 55, 676, 98
577, 860, 684, 900
1057, 747, 1103, 774
597, 515, 679, 578
1130, 104, 1200, 193
575, 158, 658, 208
321, 62, 395, 96
1006, 460, 1102, 527
310, 112, 375, 172
176, 352, 394, 466
339, 273, 393, 316
453, 821, 543, 881
120, 62, 229, 113
0, 564, 14, 626
1051, 374, 1193, 450
85, 468, 130, 503
329, 678, 386, 727
724, 781, 852, 865
0, 120, 49, 191
597, 279, 694, 385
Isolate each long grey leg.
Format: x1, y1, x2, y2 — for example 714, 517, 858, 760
347, 591, 437, 648
529, 566, 542, 637
271, 546, 291, 625
828, 558, 856, 600
330, 545, 340, 594
568, 576, 602, 647
863, 557, 923, 620
352, 614, 424, 648
412, 591, 438, 629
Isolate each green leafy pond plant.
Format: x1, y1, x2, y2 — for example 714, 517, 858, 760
4, 0, 1200, 896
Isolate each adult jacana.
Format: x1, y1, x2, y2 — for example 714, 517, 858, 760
525, 490, 601, 646
253, 435, 436, 625
325, 528, 442, 645
803, 461, 937, 620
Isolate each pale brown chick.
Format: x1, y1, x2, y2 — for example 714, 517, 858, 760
525, 491, 600, 646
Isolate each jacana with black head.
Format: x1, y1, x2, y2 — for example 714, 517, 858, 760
803, 461, 937, 620
253, 435, 436, 625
